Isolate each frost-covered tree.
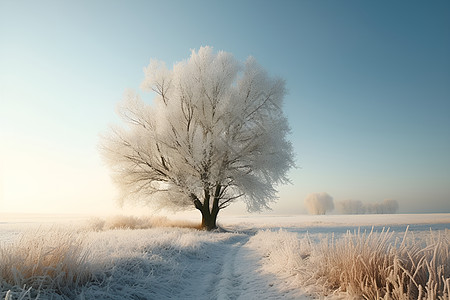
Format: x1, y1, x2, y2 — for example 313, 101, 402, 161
304, 192, 334, 215
336, 199, 366, 214
335, 199, 399, 215
366, 199, 399, 214
100, 46, 294, 230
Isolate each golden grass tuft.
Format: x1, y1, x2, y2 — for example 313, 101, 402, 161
87, 215, 201, 231
251, 228, 449, 299
314, 228, 450, 299
0, 229, 92, 297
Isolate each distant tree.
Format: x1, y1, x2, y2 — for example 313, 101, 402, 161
336, 199, 366, 214
100, 46, 294, 230
382, 199, 399, 214
366, 199, 399, 214
304, 192, 334, 215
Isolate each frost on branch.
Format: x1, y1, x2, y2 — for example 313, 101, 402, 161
100, 46, 295, 229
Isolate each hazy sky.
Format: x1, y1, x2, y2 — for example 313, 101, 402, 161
1, 0, 449, 215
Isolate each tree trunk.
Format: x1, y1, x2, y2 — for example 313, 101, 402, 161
200, 210, 218, 231
198, 199, 219, 231
191, 192, 220, 231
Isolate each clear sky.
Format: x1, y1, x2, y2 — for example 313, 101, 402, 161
1, 0, 449, 215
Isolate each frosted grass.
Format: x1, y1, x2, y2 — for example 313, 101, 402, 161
0, 230, 91, 299
86, 215, 201, 231
249, 228, 450, 299
1, 226, 243, 299
1, 214, 448, 299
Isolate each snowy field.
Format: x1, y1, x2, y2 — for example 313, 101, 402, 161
1, 213, 449, 299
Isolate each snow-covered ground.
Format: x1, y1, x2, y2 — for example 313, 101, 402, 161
219, 213, 450, 229
1, 213, 449, 299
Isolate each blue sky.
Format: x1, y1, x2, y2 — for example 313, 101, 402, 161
1, 0, 449, 214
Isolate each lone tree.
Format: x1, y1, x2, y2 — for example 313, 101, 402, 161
101, 46, 294, 230
304, 192, 334, 215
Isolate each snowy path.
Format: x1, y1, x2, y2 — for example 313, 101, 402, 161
167, 231, 309, 300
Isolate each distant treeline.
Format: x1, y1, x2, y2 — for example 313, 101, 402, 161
336, 199, 399, 215
304, 193, 399, 215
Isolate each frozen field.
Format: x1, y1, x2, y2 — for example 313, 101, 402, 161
1, 213, 449, 299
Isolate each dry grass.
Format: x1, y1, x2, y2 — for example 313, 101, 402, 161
313, 228, 450, 299
250, 228, 450, 299
0, 229, 92, 298
87, 215, 202, 231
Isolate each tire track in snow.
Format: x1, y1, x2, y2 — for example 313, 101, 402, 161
211, 236, 246, 300
203, 231, 310, 300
